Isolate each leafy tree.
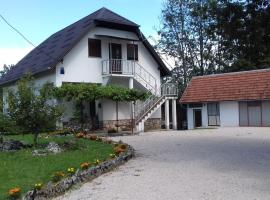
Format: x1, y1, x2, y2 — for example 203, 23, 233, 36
156, 0, 221, 94
157, 0, 270, 89
7, 75, 63, 145
208, 0, 270, 72
0, 113, 18, 135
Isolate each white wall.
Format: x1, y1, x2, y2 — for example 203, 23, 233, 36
54, 27, 163, 121
219, 101, 239, 127
102, 99, 131, 121
2, 72, 56, 113
55, 27, 161, 88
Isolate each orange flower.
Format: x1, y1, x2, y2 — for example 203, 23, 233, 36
8, 187, 21, 196
80, 162, 91, 170
114, 147, 125, 155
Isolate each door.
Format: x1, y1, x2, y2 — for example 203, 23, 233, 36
248, 106, 261, 126
194, 109, 202, 128
109, 43, 122, 73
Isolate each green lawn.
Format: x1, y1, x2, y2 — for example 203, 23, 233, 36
0, 134, 114, 199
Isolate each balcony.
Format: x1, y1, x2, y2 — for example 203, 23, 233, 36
102, 59, 157, 93
102, 59, 135, 76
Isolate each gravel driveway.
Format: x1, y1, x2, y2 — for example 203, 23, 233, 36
54, 127, 270, 200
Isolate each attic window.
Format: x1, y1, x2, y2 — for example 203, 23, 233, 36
60, 67, 65, 75
88, 39, 101, 57
127, 44, 138, 60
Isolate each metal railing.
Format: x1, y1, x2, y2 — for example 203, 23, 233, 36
102, 59, 157, 94
135, 82, 178, 124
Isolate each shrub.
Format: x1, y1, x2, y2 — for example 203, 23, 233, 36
114, 147, 125, 155
89, 135, 97, 141
80, 162, 91, 170
75, 132, 85, 138
8, 187, 21, 199
119, 144, 127, 150
51, 171, 65, 183
93, 159, 100, 165
67, 167, 76, 174
34, 183, 43, 190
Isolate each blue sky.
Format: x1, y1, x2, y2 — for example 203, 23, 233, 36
0, 0, 164, 67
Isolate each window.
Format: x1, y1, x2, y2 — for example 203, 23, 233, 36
60, 67, 65, 74
127, 44, 138, 60
88, 39, 101, 57
207, 103, 220, 126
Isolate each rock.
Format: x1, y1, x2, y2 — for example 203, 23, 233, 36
0, 139, 27, 152
46, 142, 61, 153
32, 149, 48, 156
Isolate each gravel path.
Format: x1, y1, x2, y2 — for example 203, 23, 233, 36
54, 127, 270, 200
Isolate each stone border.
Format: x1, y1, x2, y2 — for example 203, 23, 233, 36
23, 145, 135, 200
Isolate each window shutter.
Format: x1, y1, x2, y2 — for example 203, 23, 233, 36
88, 39, 101, 57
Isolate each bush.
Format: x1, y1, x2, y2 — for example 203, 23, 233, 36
89, 135, 97, 141
8, 187, 21, 199
114, 147, 125, 155
75, 132, 85, 138
0, 113, 19, 135
51, 171, 65, 183
80, 162, 91, 170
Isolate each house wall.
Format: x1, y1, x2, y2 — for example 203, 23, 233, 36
187, 101, 240, 129
55, 27, 162, 122
219, 101, 239, 127
262, 101, 270, 126
55, 27, 161, 87
2, 72, 56, 113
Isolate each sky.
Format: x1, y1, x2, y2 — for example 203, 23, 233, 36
0, 0, 164, 69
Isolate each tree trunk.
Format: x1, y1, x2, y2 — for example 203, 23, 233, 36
116, 101, 119, 133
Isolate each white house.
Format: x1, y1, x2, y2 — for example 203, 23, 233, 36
0, 8, 178, 132
180, 69, 270, 129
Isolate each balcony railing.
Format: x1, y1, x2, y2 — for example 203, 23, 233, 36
102, 59, 135, 75
102, 59, 157, 94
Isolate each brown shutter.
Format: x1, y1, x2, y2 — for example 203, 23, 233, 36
88, 39, 101, 57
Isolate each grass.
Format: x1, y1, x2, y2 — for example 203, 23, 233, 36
0, 134, 114, 199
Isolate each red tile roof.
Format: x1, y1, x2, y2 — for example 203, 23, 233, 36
180, 69, 270, 103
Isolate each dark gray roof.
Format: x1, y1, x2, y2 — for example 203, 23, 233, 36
0, 7, 169, 85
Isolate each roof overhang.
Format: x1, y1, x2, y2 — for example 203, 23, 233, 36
95, 34, 139, 41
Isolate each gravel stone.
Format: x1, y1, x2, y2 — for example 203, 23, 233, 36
54, 127, 270, 200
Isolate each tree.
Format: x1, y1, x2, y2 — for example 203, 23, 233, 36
156, 0, 221, 94
208, 0, 270, 72
7, 75, 63, 145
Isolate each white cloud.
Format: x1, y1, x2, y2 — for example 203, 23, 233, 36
0, 47, 33, 70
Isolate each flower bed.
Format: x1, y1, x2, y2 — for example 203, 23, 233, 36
23, 139, 134, 200
1, 134, 120, 199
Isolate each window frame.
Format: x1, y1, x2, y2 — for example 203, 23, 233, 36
88, 38, 101, 58
207, 102, 220, 126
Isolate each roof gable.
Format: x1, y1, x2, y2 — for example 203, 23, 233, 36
0, 7, 151, 85
180, 69, 270, 103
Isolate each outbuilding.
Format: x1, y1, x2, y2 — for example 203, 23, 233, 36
180, 69, 270, 129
